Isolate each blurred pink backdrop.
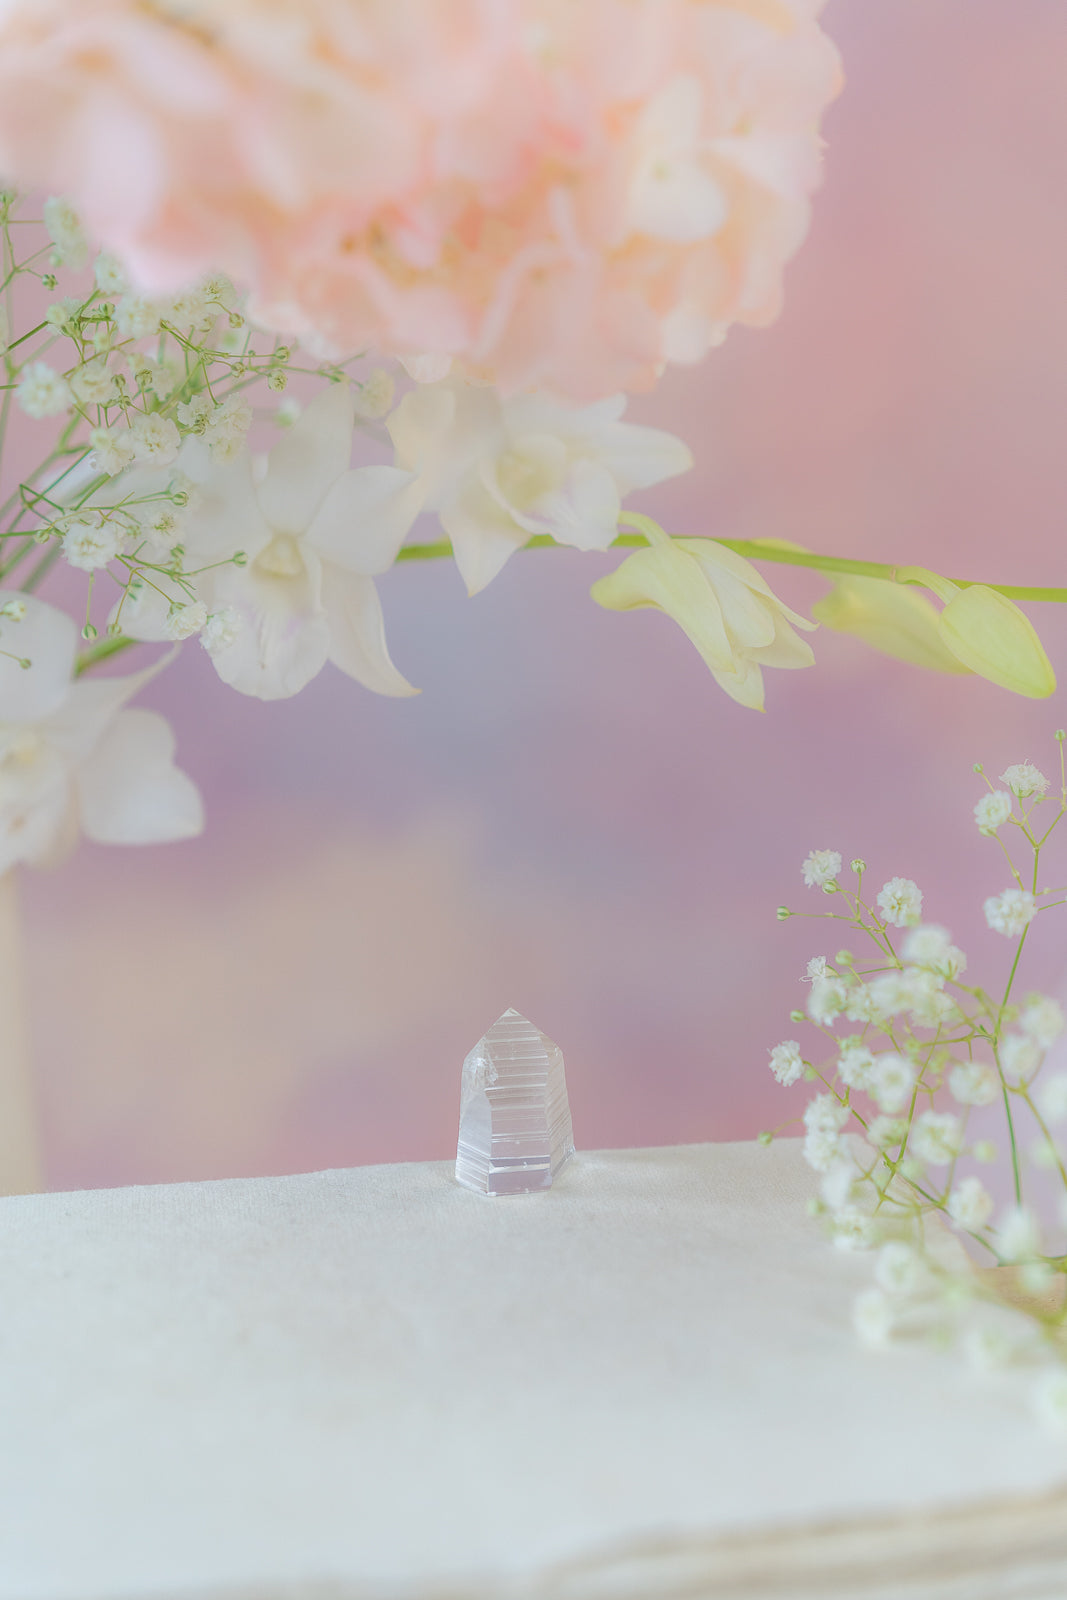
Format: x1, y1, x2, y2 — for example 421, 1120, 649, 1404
19, 0, 1067, 1190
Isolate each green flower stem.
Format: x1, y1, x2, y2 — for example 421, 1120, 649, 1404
998, 1068, 1023, 1208
0, 448, 67, 530
636, 538, 1067, 601
995, 924, 1030, 1209
0, 534, 38, 582
393, 532, 596, 564
395, 522, 1067, 604
1021, 1088, 1067, 1194
74, 634, 136, 676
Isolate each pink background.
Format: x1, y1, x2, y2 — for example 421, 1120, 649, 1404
20, 0, 1067, 1190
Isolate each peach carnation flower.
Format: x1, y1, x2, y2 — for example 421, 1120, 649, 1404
0, 0, 841, 400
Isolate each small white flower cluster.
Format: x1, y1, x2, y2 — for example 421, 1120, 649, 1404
805, 955, 959, 1038
768, 1040, 804, 1087
175, 393, 253, 462
902, 924, 966, 979
973, 764, 1052, 835
766, 744, 1067, 1429
974, 790, 1012, 834
984, 888, 1037, 938
1002, 762, 1050, 800
801, 849, 841, 890
17, 360, 72, 418
42, 195, 87, 269
803, 1093, 848, 1171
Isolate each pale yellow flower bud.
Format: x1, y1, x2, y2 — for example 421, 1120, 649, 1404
591, 528, 815, 711
811, 575, 970, 675
936, 585, 1056, 699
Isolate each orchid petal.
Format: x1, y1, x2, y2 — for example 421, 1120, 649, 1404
0, 592, 78, 724
78, 708, 203, 844
441, 487, 527, 596
599, 422, 694, 495
525, 458, 621, 550
207, 554, 330, 700
0, 737, 73, 872
397, 352, 453, 384
504, 394, 627, 436
388, 381, 501, 507
45, 655, 174, 758
713, 656, 767, 712
308, 465, 423, 577
679, 539, 816, 632
811, 576, 969, 676
938, 587, 1056, 699
501, 393, 691, 498
386, 382, 457, 477
257, 384, 356, 536
179, 441, 270, 560
591, 544, 735, 674
705, 567, 778, 650
321, 565, 418, 698
750, 610, 817, 671
479, 432, 568, 528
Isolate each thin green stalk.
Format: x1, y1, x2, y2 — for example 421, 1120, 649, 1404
74, 634, 136, 675
395, 522, 1067, 604
650, 535, 1067, 602
998, 1070, 1023, 1207
0, 533, 38, 581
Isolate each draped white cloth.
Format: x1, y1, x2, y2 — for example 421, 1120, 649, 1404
2, 1140, 1066, 1600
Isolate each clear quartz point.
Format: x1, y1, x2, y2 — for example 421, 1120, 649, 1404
455, 1008, 575, 1196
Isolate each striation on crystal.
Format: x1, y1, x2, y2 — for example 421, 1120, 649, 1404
455, 1008, 574, 1196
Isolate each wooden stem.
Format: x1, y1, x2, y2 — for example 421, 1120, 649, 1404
0, 871, 42, 1193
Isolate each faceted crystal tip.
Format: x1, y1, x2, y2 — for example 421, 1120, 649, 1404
455, 1008, 575, 1196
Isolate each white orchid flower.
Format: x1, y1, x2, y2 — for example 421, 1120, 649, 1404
0, 592, 202, 872
590, 527, 815, 710
387, 378, 693, 595
116, 385, 422, 701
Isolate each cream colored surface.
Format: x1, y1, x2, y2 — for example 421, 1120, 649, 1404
0, 872, 41, 1195
2, 1141, 1067, 1600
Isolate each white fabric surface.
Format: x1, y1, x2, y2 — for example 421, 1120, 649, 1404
1, 1140, 1067, 1600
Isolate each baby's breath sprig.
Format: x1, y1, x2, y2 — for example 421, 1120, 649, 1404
765, 735, 1067, 1428
0, 189, 392, 669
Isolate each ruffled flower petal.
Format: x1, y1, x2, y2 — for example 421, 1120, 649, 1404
0, 1, 841, 397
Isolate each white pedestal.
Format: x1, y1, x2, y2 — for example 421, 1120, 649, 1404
2, 1141, 1066, 1599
